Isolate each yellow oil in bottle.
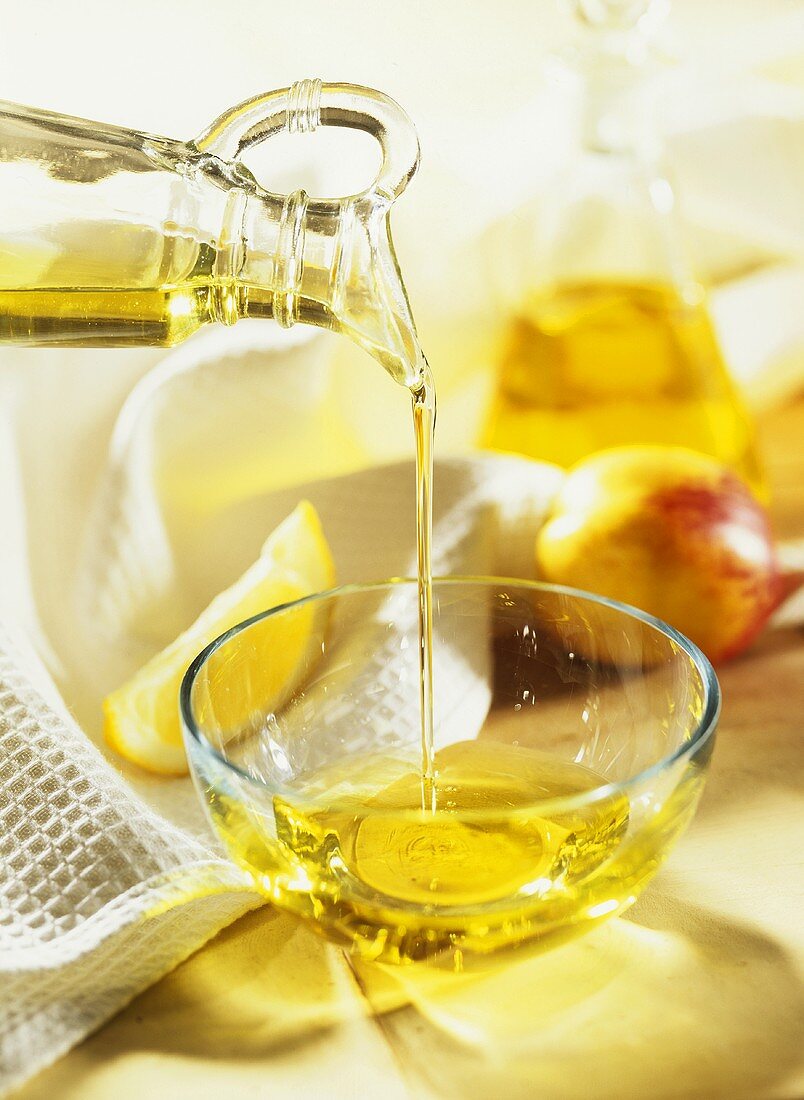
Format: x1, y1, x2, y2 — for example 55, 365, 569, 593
482, 281, 765, 497
0, 283, 217, 346
0, 240, 416, 386
0, 252, 299, 346
0, 233, 215, 345
203, 735, 703, 968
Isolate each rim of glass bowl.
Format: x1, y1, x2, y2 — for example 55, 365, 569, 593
180, 576, 720, 819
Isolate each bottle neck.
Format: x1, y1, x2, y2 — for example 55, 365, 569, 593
535, 29, 697, 297
575, 37, 659, 159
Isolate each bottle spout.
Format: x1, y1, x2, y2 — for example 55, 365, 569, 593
323, 195, 424, 388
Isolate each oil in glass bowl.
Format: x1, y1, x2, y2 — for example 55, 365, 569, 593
183, 580, 718, 968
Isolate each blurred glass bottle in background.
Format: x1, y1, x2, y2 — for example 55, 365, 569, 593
482, 0, 765, 497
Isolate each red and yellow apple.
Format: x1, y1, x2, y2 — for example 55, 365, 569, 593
535, 446, 781, 663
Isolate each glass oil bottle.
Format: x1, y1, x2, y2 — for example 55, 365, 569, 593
481, 0, 765, 497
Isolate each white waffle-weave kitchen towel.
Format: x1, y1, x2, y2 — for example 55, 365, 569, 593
0, 323, 562, 1096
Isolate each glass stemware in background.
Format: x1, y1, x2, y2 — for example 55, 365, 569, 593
482, 0, 765, 498
182, 578, 719, 969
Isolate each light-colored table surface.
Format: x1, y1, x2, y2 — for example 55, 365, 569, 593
16, 399, 804, 1100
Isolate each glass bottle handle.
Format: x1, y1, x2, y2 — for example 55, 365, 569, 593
194, 79, 420, 202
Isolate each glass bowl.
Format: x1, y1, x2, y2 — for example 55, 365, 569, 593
181, 578, 719, 969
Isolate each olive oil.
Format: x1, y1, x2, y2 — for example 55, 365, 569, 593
0, 227, 221, 345
482, 281, 764, 497
213, 739, 645, 965
412, 364, 436, 812
0, 284, 217, 346
0, 269, 375, 349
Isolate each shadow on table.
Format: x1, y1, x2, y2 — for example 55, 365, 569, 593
98, 907, 378, 1060
693, 625, 804, 810
353, 889, 804, 1100
18, 624, 803, 1098
17, 876, 801, 1100
14, 906, 405, 1100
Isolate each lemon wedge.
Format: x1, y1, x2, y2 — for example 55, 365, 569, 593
103, 500, 336, 775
